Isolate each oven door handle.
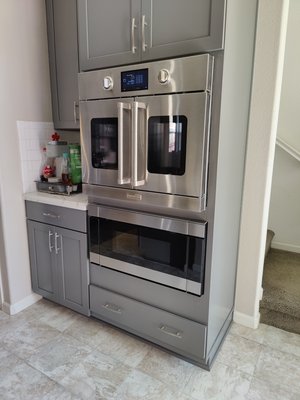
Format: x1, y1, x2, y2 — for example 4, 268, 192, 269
132, 101, 148, 187
118, 102, 132, 185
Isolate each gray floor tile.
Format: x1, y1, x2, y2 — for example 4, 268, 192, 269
59, 349, 132, 399
137, 347, 195, 391
217, 333, 262, 375
111, 369, 185, 400
0, 361, 72, 400
246, 377, 299, 400
27, 334, 92, 382
262, 324, 300, 357
254, 346, 300, 395
230, 322, 268, 344
184, 361, 252, 400
94, 326, 152, 368
1, 319, 60, 359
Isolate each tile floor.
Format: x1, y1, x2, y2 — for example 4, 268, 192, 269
0, 299, 299, 400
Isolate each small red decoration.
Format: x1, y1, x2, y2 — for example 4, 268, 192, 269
43, 165, 54, 179
51, 132, 60, 141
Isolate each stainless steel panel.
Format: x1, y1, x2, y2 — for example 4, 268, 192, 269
78, 54, 213, 100
90, 252, 99, 264
100, 255, 193, 292
95, 205, 206, 238
84, 184, 207, 220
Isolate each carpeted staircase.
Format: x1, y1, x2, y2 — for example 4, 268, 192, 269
260, 245, 300, 335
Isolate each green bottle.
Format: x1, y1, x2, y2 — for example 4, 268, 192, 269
68, 144, 82, 184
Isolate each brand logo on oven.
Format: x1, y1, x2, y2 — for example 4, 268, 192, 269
126, 193, 142, 201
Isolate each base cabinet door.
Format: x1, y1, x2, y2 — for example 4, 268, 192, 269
27, 220, 89, 316
56, 227, 89, 315
27, 221, 59, 302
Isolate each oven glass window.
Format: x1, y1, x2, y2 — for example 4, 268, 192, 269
99, 219, 188, 279
148, 115, 187, 175
91, 118, 118, 169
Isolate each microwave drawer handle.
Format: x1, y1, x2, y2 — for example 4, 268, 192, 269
159, 324, 183, 339
132, 101, 148, 187
118, 102, 131, 185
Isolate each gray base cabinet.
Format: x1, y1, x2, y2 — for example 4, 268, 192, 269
46, 0, 80, 129
78, 0, 226, 70
26, 202, 89, 316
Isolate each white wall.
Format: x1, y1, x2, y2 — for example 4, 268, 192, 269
0, 0, 52, 313
268, 0, 300, 254
268, 147, 300, 253
234, 0, 289, 328
277, 0, 300, 152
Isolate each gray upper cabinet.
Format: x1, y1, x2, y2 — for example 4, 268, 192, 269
77, 0, 141, 71
77, 0, 226, 71
46, 0, 80, 129
141, 0, 225, 61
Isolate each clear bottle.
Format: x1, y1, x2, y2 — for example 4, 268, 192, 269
61, 152, 71, 184
41, 147, 55, 181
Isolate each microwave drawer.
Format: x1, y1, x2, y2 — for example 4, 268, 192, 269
90, 285, 207, 361
25, 201, 87, 232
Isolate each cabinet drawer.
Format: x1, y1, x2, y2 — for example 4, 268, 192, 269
25, 201, 86, 232
90, 285, 207, 361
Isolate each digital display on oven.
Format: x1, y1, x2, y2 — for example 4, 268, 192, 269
121, 68, 148, 91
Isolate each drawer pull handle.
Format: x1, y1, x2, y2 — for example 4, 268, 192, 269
160, 325, 182, 339
102, 303, 122, 314
42, 212, 60, 219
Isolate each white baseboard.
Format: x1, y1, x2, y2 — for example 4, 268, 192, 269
233, 310, 260, 329
271, 241, 300, 254
1, 293, 42, 315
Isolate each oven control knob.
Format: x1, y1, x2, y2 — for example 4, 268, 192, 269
103, 76, 113, 90
158, 69, 170, 84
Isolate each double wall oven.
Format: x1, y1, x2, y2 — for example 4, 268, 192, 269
79, 54, 213, 295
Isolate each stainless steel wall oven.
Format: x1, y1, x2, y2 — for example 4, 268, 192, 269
79, 54, 213, 297
79, 54, 214, 216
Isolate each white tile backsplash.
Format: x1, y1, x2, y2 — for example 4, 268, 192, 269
17, 121, 79, 193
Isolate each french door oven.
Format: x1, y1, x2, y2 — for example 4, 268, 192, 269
80, 92, 210, 200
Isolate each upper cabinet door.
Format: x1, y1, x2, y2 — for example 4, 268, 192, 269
78, 0, 141, 71
46, 0, 80, 129
141, 0, 226, 61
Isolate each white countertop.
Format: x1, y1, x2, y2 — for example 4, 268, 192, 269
24, 191, 88, 211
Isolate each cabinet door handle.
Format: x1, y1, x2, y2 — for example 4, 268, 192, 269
54, 232, 61, 254
42, 212, 60, 219
142, 14, 148, 52
131, 17, 137, 54
48, 230, 54, 253
73, 101, 79, 124
102, 302, 122, 314
159, 324, 183, 339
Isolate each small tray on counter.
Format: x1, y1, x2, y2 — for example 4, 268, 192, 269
35, 180, 82, 196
